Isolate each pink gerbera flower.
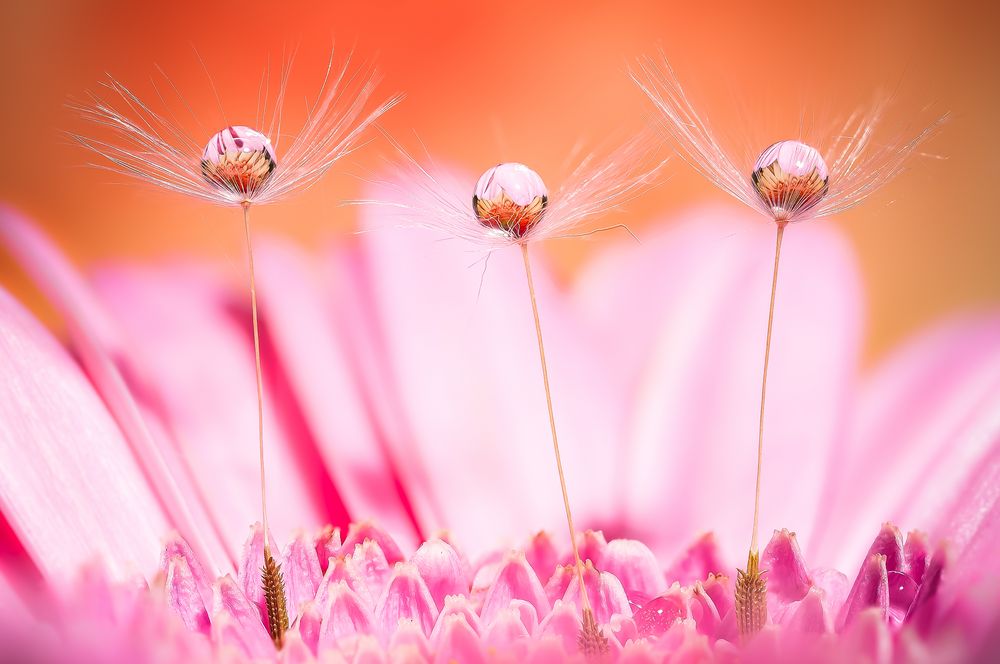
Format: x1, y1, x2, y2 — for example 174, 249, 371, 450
1, 169, 998, 663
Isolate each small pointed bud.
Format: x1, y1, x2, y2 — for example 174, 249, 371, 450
212, 575, 273, 658
430, 595, 483, 642
690, 582, 723, 638
160, 532, 212, 607
341, 522, 405, 565
905, 543, 948, 634
903, 530, 929, 584
840, 607, 892, 664
838, 553, 890, 631
525, 531, 559, 585
388, 618, 431, 659
544, 563, 576, 606
276, 630, 313, 664
526, 637, 570, 663
565, 530, 609, 569
537, 600, 582, 654
563, 561, 632, 624
481, 551, 551, 626
761, 529, 812, 603
751, 140, 829, 221
665, 533, 727, 585
411, 538, 468, 610
201, 125, 277, 198
375, 563, 439, 644
602, 539, 667, 601
472, 163, 548, 238
164, 554, 210, 634
432, 614, 485, 664
346, 539, 392, 606
237, 523, 276, 624
319, 581, 375, 650
316, 554, 371, 610
282, 532, 323, 623
352, 635, 389, 664
297, 601, 321, 655
508, 598, 540, 635
786, 587, 830, 634
315, 526, 342, 573
482, 606, 532, 652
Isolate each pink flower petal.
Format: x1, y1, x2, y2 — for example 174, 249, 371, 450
236, 523, 276, 626
0, 205, 227, 573
357, 178, 626, 554
562, 561, 633, 624
524, 531, 559, 585
576, 207, 862, 562
665, 533, 727, 586
762, 529, 812, 606
536, 599, 581, 654
602, 538, 667, 601
411, 538, 468, 610
163, 554, 210, 634
282, 531, 323, 623
431, 614, 484, 664
482, 605, 531, 652
211, 574, 271, 658
319, 581, 375, 649
480, 551, 550, 627
837, 554, 889, 631
0, 283, 169, 581
818, 314, 1000, 568
346, 539, 393, 608
254, 238, 421, 548
297, 600, 321, 654
90, 262, 326, 549
315, 526, 342, 573
316, 556, 371, 611
375, 563, 438, 643
430, 595, 483, 640
340, 522, 406, 566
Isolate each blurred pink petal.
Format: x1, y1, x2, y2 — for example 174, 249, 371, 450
0, 283, 169, 581
90, 262, 325, 549
576, 206, 863, 562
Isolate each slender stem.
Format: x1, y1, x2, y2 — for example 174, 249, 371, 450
520, 243, 592, 613
242, 202, 270, 555
749, 222, 786, 555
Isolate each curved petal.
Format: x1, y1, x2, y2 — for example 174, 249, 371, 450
354, 173, 628, 556
818, 314, 1000, 568
0, 285, 168, 580
575, 205, 863, 563
89, 261, 325, 550
0, 204, 227, 573
252, 236, 419, 549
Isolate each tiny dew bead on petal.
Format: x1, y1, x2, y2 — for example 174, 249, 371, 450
472, 162, 548, 238
751, 140, 829, 222
200, 126, 278, 199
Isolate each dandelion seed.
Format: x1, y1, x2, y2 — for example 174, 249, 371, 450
367, 136, 665, 652
631, 56, 945, 638
71, 50, 399, 650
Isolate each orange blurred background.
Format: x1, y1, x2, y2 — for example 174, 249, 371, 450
0, 0, 997, 363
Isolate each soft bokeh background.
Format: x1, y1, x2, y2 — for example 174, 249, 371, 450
0, 0, 997, 362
